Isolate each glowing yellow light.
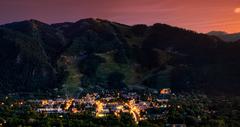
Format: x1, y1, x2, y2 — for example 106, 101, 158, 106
72, 108, 78, 113
160, 88, 171, 94
114, 112, 120, 117
126, 100, 141, 124
64, 99, 74, 110
96, 101, 104, 117
41, 100, 48, 105
97, 114, 105, 117
116, 105, 123, 110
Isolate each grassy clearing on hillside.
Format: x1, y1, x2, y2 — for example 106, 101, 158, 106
58, 56, 82, 97
96, 52, 138, 85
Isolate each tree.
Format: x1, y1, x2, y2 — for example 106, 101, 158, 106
107, 72, 126, 89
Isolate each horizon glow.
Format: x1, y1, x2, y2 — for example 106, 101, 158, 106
0, 0, 240, 33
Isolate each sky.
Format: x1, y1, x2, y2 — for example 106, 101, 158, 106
0, 0, 240, 33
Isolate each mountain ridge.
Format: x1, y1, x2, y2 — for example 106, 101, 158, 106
1, 18, 240, 95
207, 31, 240, 42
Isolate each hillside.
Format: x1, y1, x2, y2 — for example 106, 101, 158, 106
208, 31, 240, 42
1, 18, 240, 95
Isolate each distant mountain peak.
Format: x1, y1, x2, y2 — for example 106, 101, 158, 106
75, 18, 112, 24
208, 31, 228, 36
207, 31, 240, 42
28, 19, 45, 24
4, 19, 48, 26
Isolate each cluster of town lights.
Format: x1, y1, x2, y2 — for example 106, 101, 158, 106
7, 88, 172, 125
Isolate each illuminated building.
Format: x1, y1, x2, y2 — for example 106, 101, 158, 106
160, 88, 171, 94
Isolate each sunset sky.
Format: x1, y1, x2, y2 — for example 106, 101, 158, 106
0, 0, 240, 33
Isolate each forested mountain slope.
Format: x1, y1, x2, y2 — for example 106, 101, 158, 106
1, 18, 240, 95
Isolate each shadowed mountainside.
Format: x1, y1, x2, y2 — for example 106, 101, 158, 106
1, 18, 240, 95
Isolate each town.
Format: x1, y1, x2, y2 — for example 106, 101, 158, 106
1, 88, 239, 127
28, 88, 172, 124
0, 88, 181, 126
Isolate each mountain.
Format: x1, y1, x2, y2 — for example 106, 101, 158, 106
1, 18, 240, 95
208, 31, 240, 42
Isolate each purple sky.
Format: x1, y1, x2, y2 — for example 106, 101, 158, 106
1, 0, 240, 33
